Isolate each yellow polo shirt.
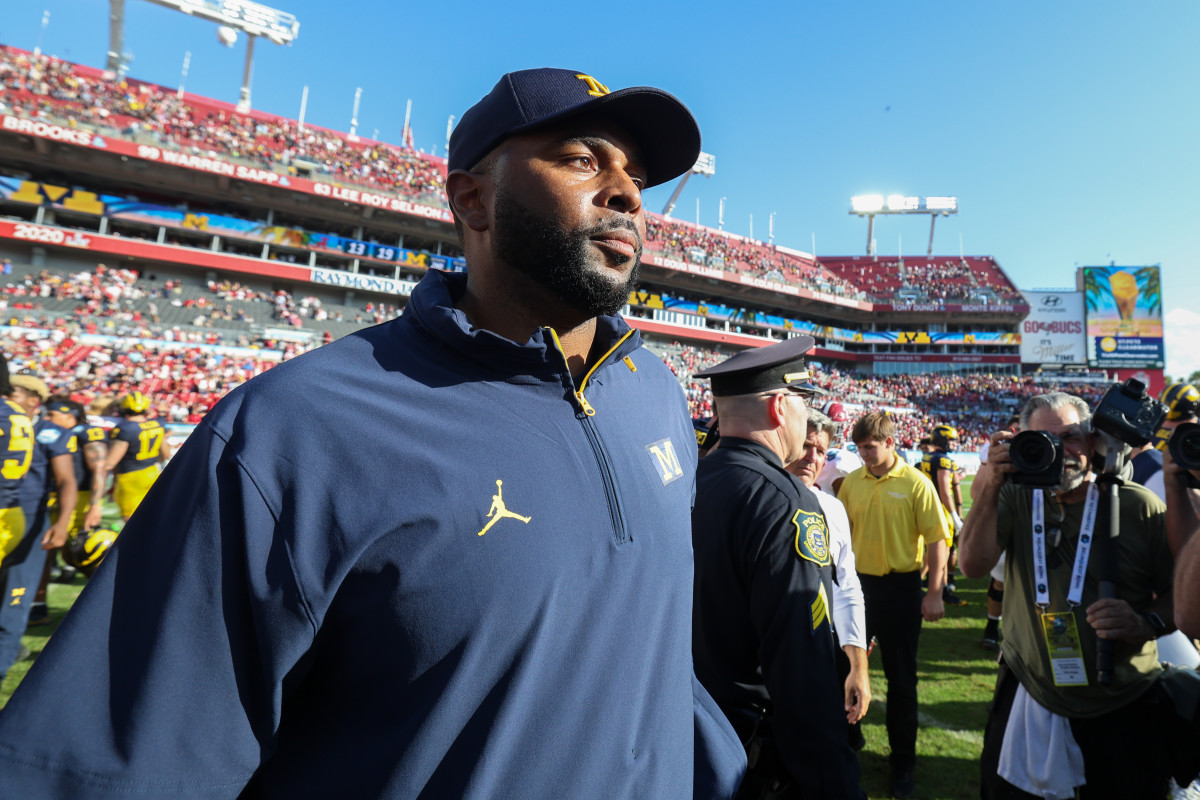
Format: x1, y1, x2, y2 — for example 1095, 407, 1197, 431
837, 454, 950, 576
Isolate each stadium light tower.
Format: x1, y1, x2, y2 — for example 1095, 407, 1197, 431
850, 194, 958, 256
108, 0, 300, 112
661, 152, 716, 218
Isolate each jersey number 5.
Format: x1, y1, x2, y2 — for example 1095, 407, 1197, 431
2, 416, 34, 480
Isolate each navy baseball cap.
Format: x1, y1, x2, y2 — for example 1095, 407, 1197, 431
449, 68, 701, 188
695, 336, 828, 398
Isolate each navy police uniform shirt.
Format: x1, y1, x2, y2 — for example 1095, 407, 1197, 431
0, 269, 745, 799
692, 437, 861, 798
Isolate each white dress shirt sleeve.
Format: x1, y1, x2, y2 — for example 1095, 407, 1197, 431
815, 489, 867, 650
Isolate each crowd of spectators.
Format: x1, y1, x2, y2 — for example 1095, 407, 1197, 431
818, 257, 1024, 304
1, 284, 1107, 451
647, 339, 1109, 451
0, 260, 1085, 447
1, 261, 406, 339
644, 216, 866, 300
0, 47, 447, 207
656, 342, 732, 419
2, 48, 1032, 310
1, 323, 304, 423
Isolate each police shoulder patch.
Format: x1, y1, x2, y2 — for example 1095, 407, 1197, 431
791, 508, 831, 567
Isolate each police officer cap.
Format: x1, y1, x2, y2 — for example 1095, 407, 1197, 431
695, 336, 827, 397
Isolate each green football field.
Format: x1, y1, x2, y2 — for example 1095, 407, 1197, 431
1, 479, 1002, 800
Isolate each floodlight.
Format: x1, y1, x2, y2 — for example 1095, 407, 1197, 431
851, 195, 884, 214
109, 0, 301, 111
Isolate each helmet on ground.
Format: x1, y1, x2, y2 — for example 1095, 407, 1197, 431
930, 424, 959, 450
1160, 383, 1200, 421
118, 391, 150, 415
62, 527, 119, 576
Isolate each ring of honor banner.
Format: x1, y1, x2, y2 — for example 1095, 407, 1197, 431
1080, 266, 1164, 368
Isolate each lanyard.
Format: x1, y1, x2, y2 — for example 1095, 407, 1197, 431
1031, 482, 1100, 608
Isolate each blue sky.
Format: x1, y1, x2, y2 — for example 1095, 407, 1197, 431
6, 1, 1199, 377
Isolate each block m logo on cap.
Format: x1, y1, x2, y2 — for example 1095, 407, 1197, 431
575, 74, 610, 97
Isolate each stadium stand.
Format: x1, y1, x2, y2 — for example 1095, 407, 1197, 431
818, 256, 1023, 303
0, 44, 1077, 456
0, 46, 447, 208
0, 46, 900, 301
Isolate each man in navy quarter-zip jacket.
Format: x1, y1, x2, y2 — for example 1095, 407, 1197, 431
0, 68, 746, 800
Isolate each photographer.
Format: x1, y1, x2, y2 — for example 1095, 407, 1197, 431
1163, 418, 1200, 638
959, 391, 1194, 799
1160, 403, 1200, 559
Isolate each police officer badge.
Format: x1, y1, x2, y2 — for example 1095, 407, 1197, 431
791, 508, 831, 567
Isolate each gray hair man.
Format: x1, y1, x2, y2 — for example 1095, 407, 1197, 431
960, 391, 1190, 797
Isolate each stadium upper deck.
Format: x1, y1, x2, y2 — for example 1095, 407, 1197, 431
0, 44, 1029, 373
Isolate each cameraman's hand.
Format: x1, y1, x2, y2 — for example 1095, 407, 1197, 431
1162, 436, 1200, 488
976, 430, 1016, 493
1086, 598, 1152, 645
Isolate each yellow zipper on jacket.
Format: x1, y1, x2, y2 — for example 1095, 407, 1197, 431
547, 327, 636, 416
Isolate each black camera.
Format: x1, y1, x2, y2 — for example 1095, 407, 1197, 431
1169, 421, 1200, 472
1091, 379, 1168, 448
1009, 430, 1064, 487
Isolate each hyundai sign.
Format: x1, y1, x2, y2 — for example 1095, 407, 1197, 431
1019, 291, 1086, 365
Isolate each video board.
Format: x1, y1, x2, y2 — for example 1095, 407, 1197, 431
1079, 266, 1164, 368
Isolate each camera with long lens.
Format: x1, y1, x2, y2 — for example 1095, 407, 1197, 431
1168, 422, 1200, 490
1090, 379, 1168, 477
1091, 379, 1168, 448
1169, 422, 1200, 470
1009, 430, 1064, 487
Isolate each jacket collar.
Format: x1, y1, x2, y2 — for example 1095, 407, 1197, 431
404, 269, 642, 380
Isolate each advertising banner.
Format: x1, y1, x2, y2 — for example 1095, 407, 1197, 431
1110, 368, 1165, 399
1019, 291, 1086, 365
1081, 266, 1165, 368
0, 176, 432, 269
0, 114, 455, 224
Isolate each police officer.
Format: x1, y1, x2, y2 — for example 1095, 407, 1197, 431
692, 336, 863, 800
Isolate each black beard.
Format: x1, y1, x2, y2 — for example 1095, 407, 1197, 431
492, 187, 640, 319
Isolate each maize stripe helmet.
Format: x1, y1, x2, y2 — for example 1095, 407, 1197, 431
930, 424, 959, 450
118, 391, 150, 414
1161, 383, 1200, 422
63, 527, 119, 576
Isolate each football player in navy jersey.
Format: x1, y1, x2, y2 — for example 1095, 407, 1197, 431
22, 397, 110, 627
0, 70, 746, 799
45, 396, 108, 534
0, 374, 76, 680
104, 390, 170, 521
0, 357, 33, 566
919, 424, 967, 607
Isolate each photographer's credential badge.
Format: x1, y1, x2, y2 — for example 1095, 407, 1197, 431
1041, 612, 1088, 687
1031, 484, 1099, 687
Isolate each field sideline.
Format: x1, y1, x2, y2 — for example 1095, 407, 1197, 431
1, 481, 1001, 800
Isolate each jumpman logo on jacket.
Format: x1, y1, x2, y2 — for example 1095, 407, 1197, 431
477, 480, 532, 536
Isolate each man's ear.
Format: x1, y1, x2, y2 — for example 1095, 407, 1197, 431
766, 394, 787, 429
446, 170, 491, 233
